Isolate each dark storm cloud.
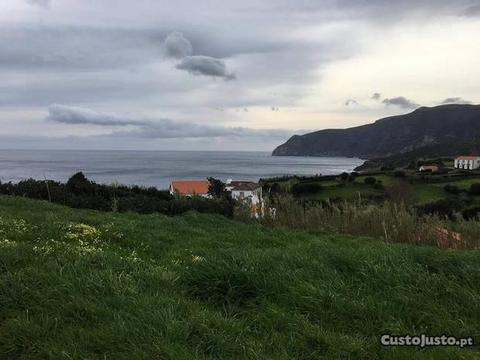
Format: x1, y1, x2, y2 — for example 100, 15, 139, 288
440, 97, 473, 105
382, 96, 419, 109
175, 56, 236, 80
46, 104, 291, 139
163, 31, 192, 59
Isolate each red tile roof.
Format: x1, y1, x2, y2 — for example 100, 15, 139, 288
170, 180, 210, 195
456, 156, 480, 160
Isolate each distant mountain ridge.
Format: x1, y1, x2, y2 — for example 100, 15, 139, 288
272, 104, 480, 169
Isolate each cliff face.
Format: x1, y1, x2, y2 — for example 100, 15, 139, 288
272, 105, 480, 163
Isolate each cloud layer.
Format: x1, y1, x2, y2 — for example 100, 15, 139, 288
1, 1, 479, 150
47, 104, 291, 139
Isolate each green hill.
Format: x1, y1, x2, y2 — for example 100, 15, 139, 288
0, 196, 479, 359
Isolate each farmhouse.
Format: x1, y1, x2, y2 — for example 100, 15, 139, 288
226, 180, 263, 217
454, 156, 480, 170
169, 180, 211, 198
419, 165, 439, 172
226, 180, 262, 205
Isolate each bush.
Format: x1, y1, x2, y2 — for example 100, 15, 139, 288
461, 206, 480, 220
207, 177, 226, 198
416, 199, 464, 219
66, 172, 95, 195
444, 184, 461, 195
469, 183, 480, 195
291, 182, 322, 195
263, 182, 282, 194
393, 170, 406, 178
364, 177, 376, 185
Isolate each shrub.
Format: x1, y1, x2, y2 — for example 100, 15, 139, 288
444, 184, 461, 195
364, 177, 376, 185
66, 172, 95, 195
291, 182, 322, 195
416, 199, 463, 219
257, 196, 479, 248
461, 206, 480, 220
339, 172, 350, 181
469, 183, 480, 195
393, 170, 406, 178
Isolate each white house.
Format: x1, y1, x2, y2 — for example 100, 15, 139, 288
226, 180, 262, 204
226, 180, 263, 216
454, 156, 480, 170
419, 165, 439, 172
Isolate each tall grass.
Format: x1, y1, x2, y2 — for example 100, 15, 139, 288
252, 196, 480, 249
1, 196, 480, 358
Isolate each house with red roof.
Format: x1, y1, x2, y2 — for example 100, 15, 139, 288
454, 156, 480, 170
169, 180, 211, 198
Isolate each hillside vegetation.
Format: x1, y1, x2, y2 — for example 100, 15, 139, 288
261, 169, 480, 222
1, 196, 479, 359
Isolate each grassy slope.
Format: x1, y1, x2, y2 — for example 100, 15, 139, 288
0, 196, 479, 359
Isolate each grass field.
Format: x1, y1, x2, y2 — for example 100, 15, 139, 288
1, 196, 480, 359
264, 171, 480, 206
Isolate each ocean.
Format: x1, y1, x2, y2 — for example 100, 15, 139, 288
0, 150, 364, 189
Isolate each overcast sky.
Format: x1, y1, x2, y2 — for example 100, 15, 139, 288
1, 0, 479, 151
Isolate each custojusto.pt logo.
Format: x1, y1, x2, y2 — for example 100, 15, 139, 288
381, 334, 474, 348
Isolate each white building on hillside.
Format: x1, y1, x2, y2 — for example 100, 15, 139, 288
226, 180, 262, 205
454, 156, 480, 170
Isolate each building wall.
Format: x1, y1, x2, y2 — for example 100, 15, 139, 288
454, 158, 480, 170
230, 188, 262, 205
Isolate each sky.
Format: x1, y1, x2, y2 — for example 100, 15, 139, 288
1, 0, 479, 151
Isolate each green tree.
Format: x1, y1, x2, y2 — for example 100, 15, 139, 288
207, 177, 226, 198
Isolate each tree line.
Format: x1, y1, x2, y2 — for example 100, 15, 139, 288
0, 172, 235, 217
